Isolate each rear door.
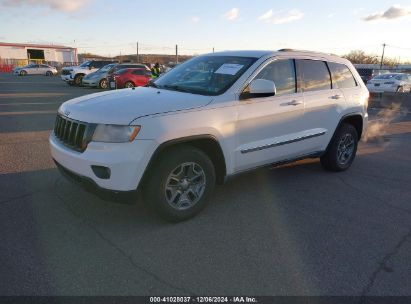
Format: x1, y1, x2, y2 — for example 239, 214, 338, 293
295, 59, 346, 152
39, 64, 49, 75
235, 58, 309, 171
328, 62, 361, 107
29, 64, 40, 75
131, 70, 151, 86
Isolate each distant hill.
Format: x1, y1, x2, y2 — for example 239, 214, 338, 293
78, 53, 194, 65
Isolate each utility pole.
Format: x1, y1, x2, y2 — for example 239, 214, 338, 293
136, 42, 139, 63
380, 43, 386, 69
175, 44, 178, 64
213, 47, 214, 53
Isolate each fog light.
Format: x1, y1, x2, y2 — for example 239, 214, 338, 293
91, 165, 111, 179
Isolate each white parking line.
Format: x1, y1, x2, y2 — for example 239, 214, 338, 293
0, 110, 56, 115
0, 102, 60, 106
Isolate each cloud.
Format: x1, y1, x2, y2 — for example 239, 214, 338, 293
223, 8, 239, 21
327, 13, 335, 18
272, 9, 304, 24
190, 16, 200, 23
258, 9, 273, 21
1, 0, 92, 12
364, 5, 411, 21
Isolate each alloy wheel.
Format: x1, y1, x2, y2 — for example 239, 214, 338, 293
337, 133, 355, 165
165, 162, 206, 210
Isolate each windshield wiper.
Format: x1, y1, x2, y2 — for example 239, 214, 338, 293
162, 84, 191, 93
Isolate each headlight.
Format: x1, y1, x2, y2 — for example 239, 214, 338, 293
92, 125, 141, 143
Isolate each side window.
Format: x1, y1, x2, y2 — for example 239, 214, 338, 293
254, 59, 296, 96
296, 59, 331, 92
132, 70, 144, 75
328, 62, 357, 89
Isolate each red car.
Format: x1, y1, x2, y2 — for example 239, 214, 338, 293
108, 68, 152, 89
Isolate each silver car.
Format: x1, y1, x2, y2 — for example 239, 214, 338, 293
13, 64, 58, 76
82, 63, 117, 89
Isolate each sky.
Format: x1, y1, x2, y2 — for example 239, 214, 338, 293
0, 0, 411, 61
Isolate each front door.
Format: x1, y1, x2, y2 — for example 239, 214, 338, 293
235, 59, 308, 172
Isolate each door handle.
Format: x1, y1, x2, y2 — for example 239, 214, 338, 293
331, 94, 343, 100
287, 100, 303, 106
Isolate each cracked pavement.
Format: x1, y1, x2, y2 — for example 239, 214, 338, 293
1, 74, 410, 295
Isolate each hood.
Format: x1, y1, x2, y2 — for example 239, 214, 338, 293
58, 87, 213, 125
62, 65, 80, 71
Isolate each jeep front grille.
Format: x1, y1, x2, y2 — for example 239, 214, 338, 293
53, 115, 95, 152
62, 70, 71, 76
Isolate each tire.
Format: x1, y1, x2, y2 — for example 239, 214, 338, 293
124, 81, 135, 88
143, 145, 216, 222
99, 78, 108, 89
45, 71, 53, 76
74, 74, 84, 86
20, 70, 27, 76
320, 123, 358, 172
396, 86, 404, 93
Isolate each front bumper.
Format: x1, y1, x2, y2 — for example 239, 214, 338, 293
82, 79, 99, 87
49, 133, 156, 191
61, 74, 73, 82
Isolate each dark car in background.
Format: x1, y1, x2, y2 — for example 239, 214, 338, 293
107, 68, 152, 89
356, 68, 390, 84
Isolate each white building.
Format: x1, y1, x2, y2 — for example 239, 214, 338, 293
0, 42, 77, 65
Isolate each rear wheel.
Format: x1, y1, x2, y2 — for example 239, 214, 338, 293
321, 123, 358, 172
124, 81, 135, 88
74, 74, 84, 86
99, 78, 108, 89
20, 70, 27, 76
143, 145, 216, 222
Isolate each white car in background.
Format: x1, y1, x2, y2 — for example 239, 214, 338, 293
12, 64, 57, 76
366, 73, 411, 93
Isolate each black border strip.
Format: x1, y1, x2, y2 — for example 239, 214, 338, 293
241, 131, 326, 154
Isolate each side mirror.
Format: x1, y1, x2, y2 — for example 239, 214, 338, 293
241, 79, 276, 100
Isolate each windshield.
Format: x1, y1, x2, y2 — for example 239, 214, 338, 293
153, 55, 257, 96
79, 61, 90, 68
98, 63, 116, 73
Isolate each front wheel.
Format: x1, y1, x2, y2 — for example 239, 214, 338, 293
124, 81, 135, 88
143, 145, 216, 222
74, 74, 84, 86
99, 78, 108, 89
321, 123, 358, 171
45, 71, 53, 76
396, 86, 404, 93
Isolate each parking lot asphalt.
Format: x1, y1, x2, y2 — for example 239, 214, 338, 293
0, 73, 410, 296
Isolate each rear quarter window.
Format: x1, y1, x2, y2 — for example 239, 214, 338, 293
328, 62, 357, 89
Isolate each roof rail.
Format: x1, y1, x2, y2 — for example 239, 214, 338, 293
278, 48, 337, 57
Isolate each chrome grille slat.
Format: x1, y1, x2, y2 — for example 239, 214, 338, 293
53, 115, 92, 153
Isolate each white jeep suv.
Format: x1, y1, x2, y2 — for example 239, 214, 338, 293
50, 50, 369, 221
